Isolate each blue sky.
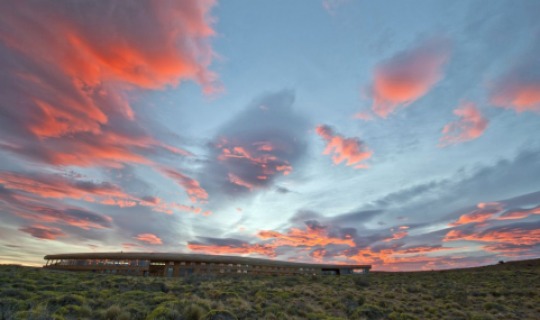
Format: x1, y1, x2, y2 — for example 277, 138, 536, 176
0, 0, 539, 270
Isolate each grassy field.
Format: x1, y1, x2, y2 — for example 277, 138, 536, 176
0, 259, 539, 320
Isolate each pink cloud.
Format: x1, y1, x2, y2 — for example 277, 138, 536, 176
187, 243, 276, 257
19, 225, 66, 240
315, 125, 372, 169
135, 233, 163, 245
217, 141, 294, 181
440, 102, 488, 146
490, 63, 540, 113
369, 37, 451, 117
353, 111, 374, 121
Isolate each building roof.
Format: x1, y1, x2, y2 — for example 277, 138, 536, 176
44, 252, 371, 269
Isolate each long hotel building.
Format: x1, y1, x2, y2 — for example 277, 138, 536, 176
44, 252, 371, 277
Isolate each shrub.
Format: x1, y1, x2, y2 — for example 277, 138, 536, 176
203, 309, 238, 320
183, 304, 206, 320
54, 294, 85, 307
353, 277, 370, 288
102, 305, 131, 320
0, 288, 32, 300
483, 301, 505, 312
469, 312, 495, 320
147, 302, 183, 320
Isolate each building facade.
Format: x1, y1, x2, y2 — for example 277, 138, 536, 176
44, 252, 371, 277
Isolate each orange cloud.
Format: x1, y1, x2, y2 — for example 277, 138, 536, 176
336, 245, 465, 271
440, 103, 488, 146
187, 243, 276, 257
218, 142, 293, 179
2, 1, 217, 91
444, 227, 540, 246
310, 248, 327, 260
159, 167, 208, 203
135, 233, 163, 245
450, 202, 504, 226
384, 230, 408, 242
19, 225, 66, 240
369, 37, 451, 117
315, 125, 372, 169
491, 77, 540, 113
442, 229, 469, 242
258, 226, 355, 248
0, 0, 215, 168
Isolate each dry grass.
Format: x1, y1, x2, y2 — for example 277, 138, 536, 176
0, 259, 539, 319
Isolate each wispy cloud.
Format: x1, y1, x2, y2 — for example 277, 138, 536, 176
440, 103, 488, 146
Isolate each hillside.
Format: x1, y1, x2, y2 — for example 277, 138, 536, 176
1, 259, 539, 320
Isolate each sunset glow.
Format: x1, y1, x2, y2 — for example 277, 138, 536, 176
0, 0, 539, 271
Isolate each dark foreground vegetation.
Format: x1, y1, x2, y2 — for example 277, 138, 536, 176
1, 259, 539, 320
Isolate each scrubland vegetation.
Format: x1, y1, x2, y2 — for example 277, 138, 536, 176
0, 259, 539, 320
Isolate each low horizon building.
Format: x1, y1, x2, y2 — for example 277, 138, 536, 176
43, 252, 371, 277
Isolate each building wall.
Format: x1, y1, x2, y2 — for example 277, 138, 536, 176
44, 258, 369, 277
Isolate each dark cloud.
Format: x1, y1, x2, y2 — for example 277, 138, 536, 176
501, 190, 540, 208
192, 237, 250, 247
275, 186, 293, 194
327, 209, 383, 226
200, 90, 309, 200
372, 179, 450, 208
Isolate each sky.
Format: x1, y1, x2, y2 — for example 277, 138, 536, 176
0, 0, 539, 271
